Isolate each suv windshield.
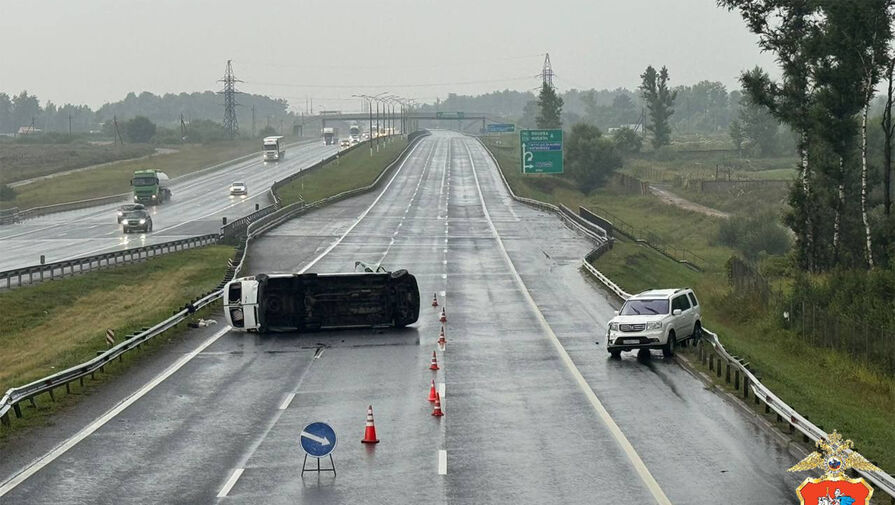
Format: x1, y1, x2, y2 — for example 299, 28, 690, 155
123, 211, 146, 219
620, 299, 669, 315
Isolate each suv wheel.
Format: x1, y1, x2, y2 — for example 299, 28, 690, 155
662, 331, 676, 357
609, 349, 621, 359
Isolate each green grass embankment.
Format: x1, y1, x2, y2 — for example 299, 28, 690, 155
276, 139, 408, 205
0, 245, 232, 435
3, 139, 258, 210
481, 135, 895, 473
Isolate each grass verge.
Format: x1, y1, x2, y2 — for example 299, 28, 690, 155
276, 139, 408, 205
0, 142, 155, 186
2, 139, 258, 210
0, 245, 232, 400
481, 136, 895, 474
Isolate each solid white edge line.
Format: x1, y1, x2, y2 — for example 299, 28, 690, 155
298, 138, 429, 274
279, 393, 295, 411
0, 325, 233, 497
463, 140, 673, 505
217, 468, 245, 498
438, 382, 445, 399
438, 450, 447, 475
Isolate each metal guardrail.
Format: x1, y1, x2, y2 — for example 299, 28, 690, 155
0, 234, 220, 290
479, 136, 895, 501
0, 138, 318, 225
0, 136, 401, 429
0, 289, 222, 427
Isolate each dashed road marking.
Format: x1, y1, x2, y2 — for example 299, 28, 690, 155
463, 140, 673, 505
217, 468, 244, 498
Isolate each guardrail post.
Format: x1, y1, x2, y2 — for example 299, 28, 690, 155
743, 376, 750, 400
734, 369, 740, 390
66, 382, 71, 394
1, 412, 9, 427
716, 357, 723, 378
709, 353, 714, 372
13, 404, 22, 418
725, 362, 731, 384
28, 397, 36, 409
47, 388, 55, 402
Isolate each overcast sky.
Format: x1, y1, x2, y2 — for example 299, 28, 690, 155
0, 0, 778, 111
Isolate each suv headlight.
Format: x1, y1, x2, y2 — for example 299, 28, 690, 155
646, 321, 663, 330
608, 322, 619, 331
139, 219, 146, 224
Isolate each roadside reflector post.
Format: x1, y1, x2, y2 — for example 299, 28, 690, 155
255, 203, 260, 211
222, 217, 227, 226
106, 329, 116, 348
40, 254, 45, 265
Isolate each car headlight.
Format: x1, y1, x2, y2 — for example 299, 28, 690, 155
151, 195, 157, 199
117, 211, 123, 216
609, 322, 619, 331
647, 321, 663, 330
139, 219, 146, 224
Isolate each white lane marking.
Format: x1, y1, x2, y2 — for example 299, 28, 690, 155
438, 382, 445, 398
298, 139, 427, 274
463, 140, 673, 505
279, 393, 295, 410
0, 325, 233, 497
438, 450, 447, 475
217, 468, 245, 498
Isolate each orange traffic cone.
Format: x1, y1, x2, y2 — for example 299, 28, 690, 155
437, 326, 447, 347
428, 379, 437, 402
361, 405, 380, 444
432, 293, 439, 307
439, 307, 447, 323
432, 392, 444, 417
429, 351, 440, 371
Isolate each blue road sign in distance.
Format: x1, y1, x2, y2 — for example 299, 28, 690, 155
486, 123, 515, 133
300, 422, 337, 458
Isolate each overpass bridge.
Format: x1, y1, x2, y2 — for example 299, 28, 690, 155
292, 111, 507, 136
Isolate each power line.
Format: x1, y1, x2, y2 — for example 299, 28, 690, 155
244, 75, 533, 90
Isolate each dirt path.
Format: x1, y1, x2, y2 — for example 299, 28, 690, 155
649, 184, 730, 219
8, 148, 179, 188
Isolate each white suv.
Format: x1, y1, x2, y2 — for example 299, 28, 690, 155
606, 288, 702, 358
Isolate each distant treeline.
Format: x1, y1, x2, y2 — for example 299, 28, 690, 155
0, 90, 296, 136
420, 84, 890, 136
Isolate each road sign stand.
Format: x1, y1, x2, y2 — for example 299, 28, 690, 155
301, 454, 336, 476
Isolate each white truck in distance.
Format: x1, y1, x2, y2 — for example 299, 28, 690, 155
322, 127, 336, 145
262, 136, 285, 161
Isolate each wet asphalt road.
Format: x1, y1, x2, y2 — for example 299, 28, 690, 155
0, 131, 803, 504
0, 141, 337, 272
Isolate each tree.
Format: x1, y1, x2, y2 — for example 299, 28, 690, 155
884, 51, 895, 218
719, 0, 823, 270
639, 65, 676, 149
565, 123, 623, 193
729, 119, 745, 155
536, 83, 563, 129
11, 91, 40, 131
733, 82, 781, 157
125, 116, 156, 143
612, 127, 642, 154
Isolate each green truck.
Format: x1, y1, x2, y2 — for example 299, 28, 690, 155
131, 169, 172, 205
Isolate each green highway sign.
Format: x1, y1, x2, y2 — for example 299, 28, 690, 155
520, 129, 563, 174
486, 123, 515, 133
435, 111, 465, 119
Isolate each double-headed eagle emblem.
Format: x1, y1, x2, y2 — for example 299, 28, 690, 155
788, 431, 881, 479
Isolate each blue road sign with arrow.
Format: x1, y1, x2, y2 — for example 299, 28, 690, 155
300, 422, 337, 458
